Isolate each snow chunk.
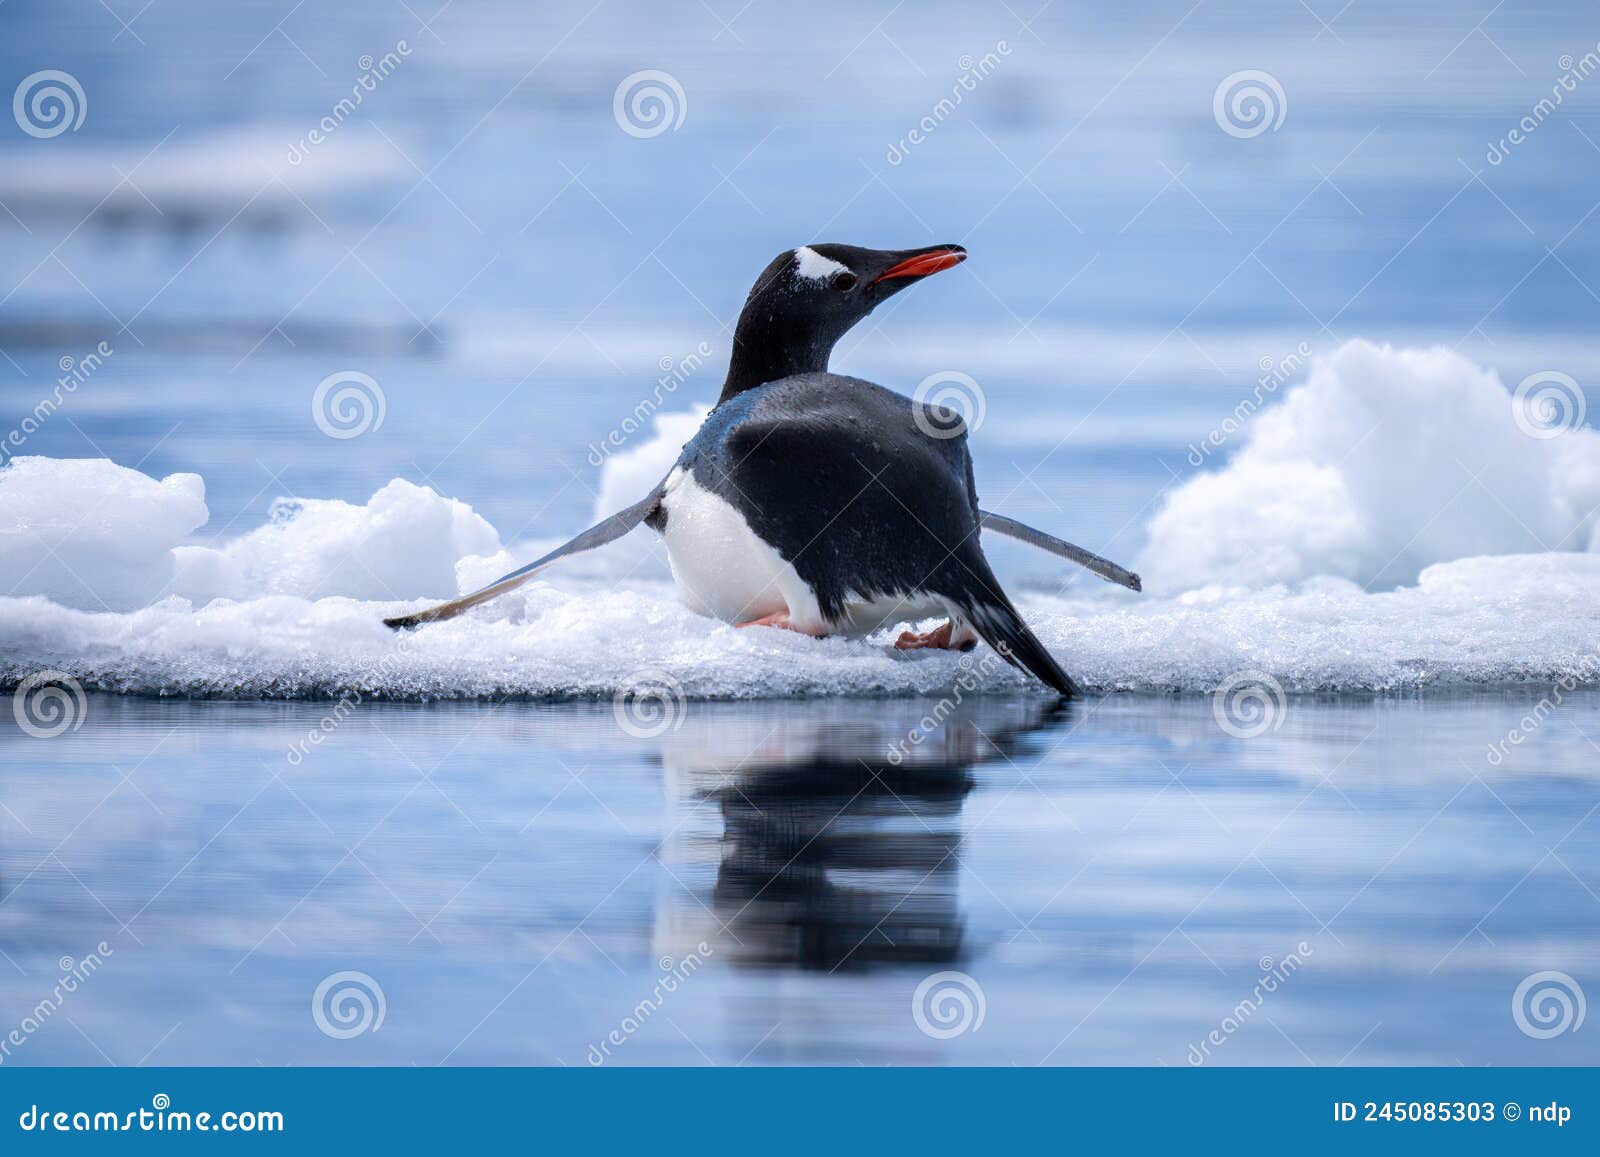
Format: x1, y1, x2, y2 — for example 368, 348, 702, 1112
1140, 341, 1600, 593
0, 457, 207, 611
173, 479, 500, 603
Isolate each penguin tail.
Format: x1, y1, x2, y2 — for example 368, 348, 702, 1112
959, 594, 1080, 699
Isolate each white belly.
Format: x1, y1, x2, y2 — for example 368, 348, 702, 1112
657, 467, 954, 637
658, 467, 824, 629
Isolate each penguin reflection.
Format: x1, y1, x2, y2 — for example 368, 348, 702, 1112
653, 697, 1057, 971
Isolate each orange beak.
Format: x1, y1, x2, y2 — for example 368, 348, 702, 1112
871, 248, 967, 284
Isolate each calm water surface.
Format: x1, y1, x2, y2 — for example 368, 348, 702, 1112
2, 690, 1597, 1066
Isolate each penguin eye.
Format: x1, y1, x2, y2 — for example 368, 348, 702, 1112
830, 271, 859, 292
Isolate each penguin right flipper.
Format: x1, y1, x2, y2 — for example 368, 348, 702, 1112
383, 486, 662, 630
978, 510, 1141, 592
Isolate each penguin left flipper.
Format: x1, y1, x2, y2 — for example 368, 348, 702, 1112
382, 486, 663, 629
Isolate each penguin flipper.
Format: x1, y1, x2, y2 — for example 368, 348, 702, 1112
978, 509, 1141, 592
382, 488, 662, 630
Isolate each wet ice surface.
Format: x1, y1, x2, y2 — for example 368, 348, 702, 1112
1, 690, 1597, 1066
5, 551, 1600, 699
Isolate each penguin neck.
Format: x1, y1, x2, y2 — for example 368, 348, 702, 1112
718, 313, 836, 404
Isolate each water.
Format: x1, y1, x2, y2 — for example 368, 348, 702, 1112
2, 690, 1596, 1066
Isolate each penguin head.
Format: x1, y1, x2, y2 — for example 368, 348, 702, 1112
753, 241, 967, 328
723, 242, 967, 398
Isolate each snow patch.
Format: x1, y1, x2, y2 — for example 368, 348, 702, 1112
1, 554, 1596, 699
0, 457, 207, 612
1140, 341, 1600, 592
172, 480, 501, 603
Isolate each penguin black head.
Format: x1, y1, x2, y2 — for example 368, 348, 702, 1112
721, 242, 967, 401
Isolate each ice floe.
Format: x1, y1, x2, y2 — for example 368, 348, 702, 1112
3, 342, 1598, 699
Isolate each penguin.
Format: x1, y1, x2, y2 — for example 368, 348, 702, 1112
385, 243, 1141, 696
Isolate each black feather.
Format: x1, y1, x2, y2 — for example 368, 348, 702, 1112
961, 596, 1079, 699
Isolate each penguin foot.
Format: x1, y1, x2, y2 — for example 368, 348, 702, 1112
735, 610, 827, 637
894, 619, 979, 651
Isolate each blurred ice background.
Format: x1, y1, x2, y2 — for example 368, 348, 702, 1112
2, 0, 1597, 555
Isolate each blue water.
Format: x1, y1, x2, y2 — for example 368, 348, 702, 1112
2, 691, 1598, 1065
4, 0, 1600, 1065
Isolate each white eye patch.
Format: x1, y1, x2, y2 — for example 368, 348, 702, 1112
793, 246, 851, 281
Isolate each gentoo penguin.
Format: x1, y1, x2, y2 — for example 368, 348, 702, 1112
385, 243, 1141, 695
